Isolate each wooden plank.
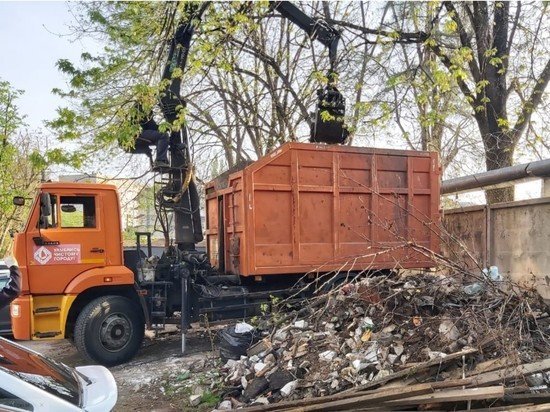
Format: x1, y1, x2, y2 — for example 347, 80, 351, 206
382, 367, 438, 388
243, 379, 472, 412
470, 358, 550, 387
352, 409, 447, 412
447, 355, 520, 380
505, 393, 550, 404
341, 348, 478, 393
430, 378, 473, 389
279, 383, 433, 412
380, 386, 505, 407
363, 378, 471, 390
290, 384, 433, 411
457, 404, 550, 412
455, 404, 534, 412
509, 405, 550, 412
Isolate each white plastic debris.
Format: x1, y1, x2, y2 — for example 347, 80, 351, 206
486, 266, 502, 282
319, 350, 337, 362
463, 283, 484, 295
280, 380, 299, 397
464, 266, 503, 295
387, 354, 399, 365
352, 359, 369, 371
254, 397, 270, 405
235, 322, 254, 333
294, 320, 307, 329
189, 394, 202, 407
428, 351, 447, 360
218, 400, 233, 410
254, 362, 267, 373
361, 317, 374, 329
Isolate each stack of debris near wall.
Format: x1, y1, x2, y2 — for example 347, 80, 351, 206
213, 270, 550, 411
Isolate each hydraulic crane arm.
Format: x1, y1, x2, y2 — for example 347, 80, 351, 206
159, 0, 346, 154
139, 1, 348, 251
272, 1, 347, 144
272, 1, 340, 78
160, 2, 210, 122
155, 3, 210, 249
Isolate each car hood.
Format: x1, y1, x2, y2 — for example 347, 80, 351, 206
76, 365, 117, 412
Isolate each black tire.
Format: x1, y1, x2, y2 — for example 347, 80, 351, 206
74, 295, 144, 366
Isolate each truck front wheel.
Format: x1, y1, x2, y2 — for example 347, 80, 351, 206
74, 295, 144, 366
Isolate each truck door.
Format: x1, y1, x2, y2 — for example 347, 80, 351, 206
25, 193, 107, 294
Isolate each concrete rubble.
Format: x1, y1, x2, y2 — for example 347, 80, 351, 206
210, 271, 550, 410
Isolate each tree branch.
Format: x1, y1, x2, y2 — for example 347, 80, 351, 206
443, 1, 481, 83
427, 43, 476, 107
506, 2, 521, 57
472, 2, 490, 68
512, 58, 550, 140
328, 18, 429, 44
230, 38, 310, 122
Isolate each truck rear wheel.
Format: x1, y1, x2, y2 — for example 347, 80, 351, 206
74, 295, 144, 366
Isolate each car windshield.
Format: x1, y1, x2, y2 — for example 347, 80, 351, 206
0, 338, 82, 407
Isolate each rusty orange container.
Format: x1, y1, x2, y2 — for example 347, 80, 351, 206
205, 142, 440, 277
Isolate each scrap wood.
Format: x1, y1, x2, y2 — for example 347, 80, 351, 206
512, 405, 550, 412
384, 375, 474, 389
447, 354, 520, 380
470, 358, 550, 387
342, 347, 478, 393
350, 409, 448, 412
456, 404, 550, 412
374, 385, 505, 408
429, 378, 474, 389
283, 383, 433, 412
504, 393, 550, 404
243, 383, 434, 412
503, 385, 530, 394
243, 380, 474, 412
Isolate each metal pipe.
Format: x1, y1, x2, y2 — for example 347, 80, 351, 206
441, 158, 550, 195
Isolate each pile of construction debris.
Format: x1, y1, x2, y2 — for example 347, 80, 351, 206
210, 270, 550, 411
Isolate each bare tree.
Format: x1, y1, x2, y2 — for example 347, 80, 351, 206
334, 1, 550, 203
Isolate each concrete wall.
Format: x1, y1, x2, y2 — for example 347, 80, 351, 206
443, 198, 550, 301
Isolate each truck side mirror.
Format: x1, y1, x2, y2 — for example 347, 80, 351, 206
40, 192, 52, 217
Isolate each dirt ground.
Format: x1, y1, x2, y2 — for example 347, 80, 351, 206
17, 326, 218, 412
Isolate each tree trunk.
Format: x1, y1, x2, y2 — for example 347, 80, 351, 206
480, 127, 515, 204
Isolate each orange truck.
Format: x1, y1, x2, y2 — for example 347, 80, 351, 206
9, 142, 440, 366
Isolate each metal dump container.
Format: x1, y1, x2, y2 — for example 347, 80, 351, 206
205, 142, 440, 277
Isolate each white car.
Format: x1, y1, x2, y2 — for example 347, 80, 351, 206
0, 337, 117, 411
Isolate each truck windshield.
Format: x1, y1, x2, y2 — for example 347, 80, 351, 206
0, 338, 82, 407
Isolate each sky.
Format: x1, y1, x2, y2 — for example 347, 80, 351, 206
0, 1, 138, 177
0, 1, 85, 128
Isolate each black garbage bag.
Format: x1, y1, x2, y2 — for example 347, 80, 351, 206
217, 324, 259, 360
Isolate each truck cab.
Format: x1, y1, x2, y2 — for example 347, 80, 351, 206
11, 182, 144, 366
